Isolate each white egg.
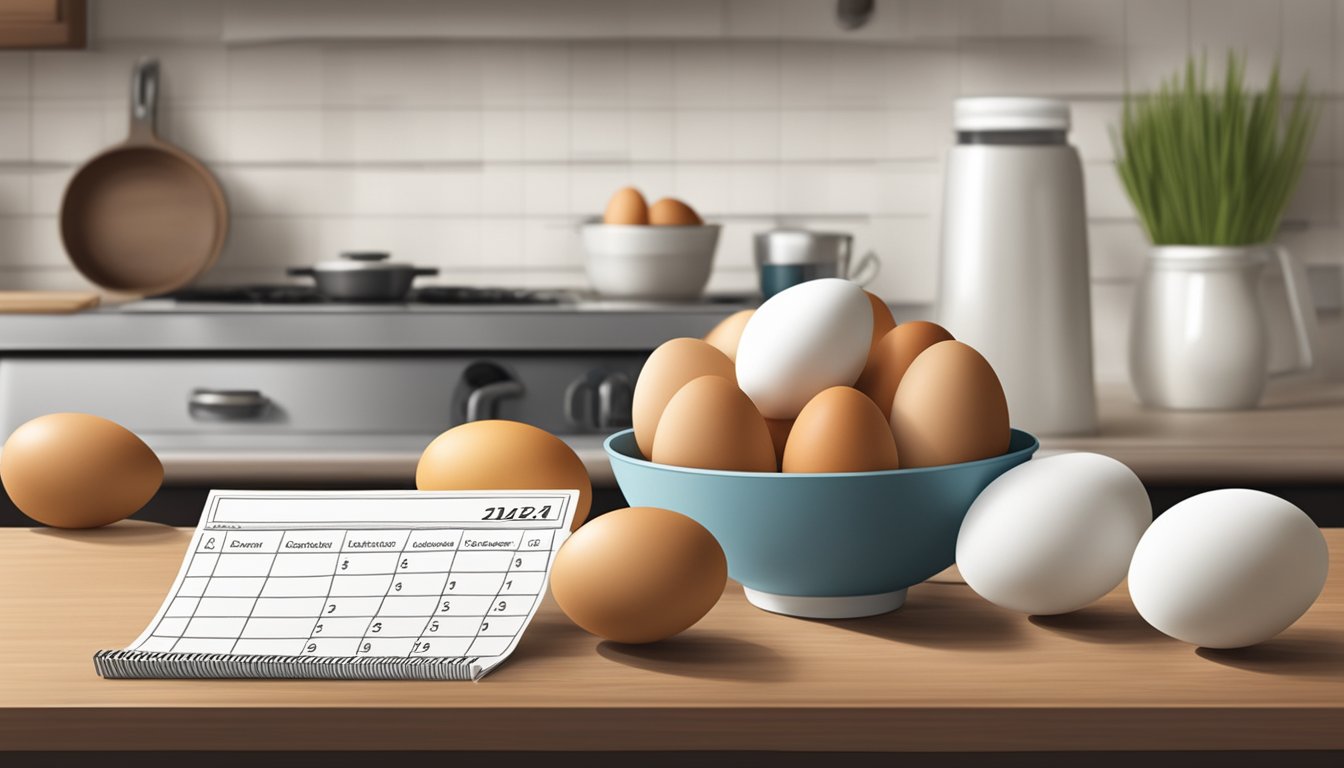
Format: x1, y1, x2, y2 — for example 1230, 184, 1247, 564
735, 278, 872, 420
956, 453, 1151, 615
1128, 489, 1327, 649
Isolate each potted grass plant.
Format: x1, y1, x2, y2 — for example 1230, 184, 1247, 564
1114, 53, 1319, 410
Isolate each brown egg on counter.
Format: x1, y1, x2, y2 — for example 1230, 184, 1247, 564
551, 506, 727, 644
783, 387, 899, 473
702, 309, 754, 362
603, 186, 649, 225
648, 197, 703, 226
632, 338, 736, 459
651, 375, 777, 472
855, 321, 954, 419
764, 417, 793, 469
890, 341, 1010, 468
865, 291, 896, 357
416, 420, 592, 530
1, 413, 162, 528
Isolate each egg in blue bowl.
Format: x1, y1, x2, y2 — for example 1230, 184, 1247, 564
604, 428, 1038, 619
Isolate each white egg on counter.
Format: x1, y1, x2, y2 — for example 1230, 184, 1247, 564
735, 278, 872, 420
956, 453, 1151, 615
1128, 489, 1328, 649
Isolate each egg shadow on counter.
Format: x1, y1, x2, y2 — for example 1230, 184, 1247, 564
595, 631, 791, 682
1195, 628, 1344, 679
821, 583, 1028, 651
28, 519, 180, 546
1028, 603, 1166, 645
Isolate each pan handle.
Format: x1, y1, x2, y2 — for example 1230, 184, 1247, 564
129, 58, 160, 142
287, 267, 316, 277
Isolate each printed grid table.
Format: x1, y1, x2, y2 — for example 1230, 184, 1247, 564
139, 527, 555, 660
94, 489, 579, 678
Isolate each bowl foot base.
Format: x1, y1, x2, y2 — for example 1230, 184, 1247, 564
743, 587, 907, 619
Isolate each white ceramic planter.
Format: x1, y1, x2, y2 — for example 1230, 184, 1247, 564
1129, 244, 1315, 410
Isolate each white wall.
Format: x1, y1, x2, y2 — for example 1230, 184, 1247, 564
0, 0, 1339, 381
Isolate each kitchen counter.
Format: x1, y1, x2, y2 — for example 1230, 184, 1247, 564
0, 297, 750, 352
1041, 378, 1344, 484
2, 522, 1341, 753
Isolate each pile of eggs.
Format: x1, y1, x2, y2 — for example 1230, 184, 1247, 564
636, 278, 1011, 472
603, 186, 702, 227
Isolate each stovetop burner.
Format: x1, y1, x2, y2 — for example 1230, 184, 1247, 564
156, 285, 563, 305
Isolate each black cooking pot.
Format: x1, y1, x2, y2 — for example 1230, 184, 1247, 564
288, 252, 439, 301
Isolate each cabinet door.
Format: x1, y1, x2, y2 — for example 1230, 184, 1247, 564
0, 0, 85, 49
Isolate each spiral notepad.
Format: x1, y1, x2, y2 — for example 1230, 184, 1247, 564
94, 488, 578, 681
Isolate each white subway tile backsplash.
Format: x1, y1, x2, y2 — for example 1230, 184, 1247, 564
569, 44, 628, 108
1082, 161, 1135, 220
219, 216, 318, 268
1070, 100, 1122, 162
522, 110, 571, 160
0, 173, 29, 216
228, 45, 325, 107
1, 0, 1341, 379
0, 107, 30, 162
1123, 0, 1190, 92
0, 53, 30, 101
1189, 0, 1283, 85
570, 110, 628, 160
93, 0, 224, 42
482, 110, 525, 161
1088, 220, 1150, 281
228, 109, 324, 163
29, 103, 106, 163
481, 167, 526, 215
523, 167, 571, 216
625, 43, 676, 108
674, 42, 734, 107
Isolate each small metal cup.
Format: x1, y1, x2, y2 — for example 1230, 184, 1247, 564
753, 229, 879, 298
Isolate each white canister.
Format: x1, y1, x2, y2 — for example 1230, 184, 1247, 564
937, 98, 1097, 436
1130, 245, 1316, 410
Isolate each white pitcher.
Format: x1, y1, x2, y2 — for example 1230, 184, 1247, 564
1129, 245, 1316, 410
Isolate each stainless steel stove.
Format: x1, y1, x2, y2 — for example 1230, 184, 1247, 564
0, 288, 752, 488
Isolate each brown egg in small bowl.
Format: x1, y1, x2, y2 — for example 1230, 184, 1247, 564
604, 428, 1038, 620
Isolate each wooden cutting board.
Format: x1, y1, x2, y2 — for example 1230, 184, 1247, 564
0, 291, 101, 313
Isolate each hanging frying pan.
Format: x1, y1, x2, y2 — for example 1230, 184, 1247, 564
60, 58, 228, 295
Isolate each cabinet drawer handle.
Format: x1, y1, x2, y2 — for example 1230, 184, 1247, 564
189, 389, 270, 421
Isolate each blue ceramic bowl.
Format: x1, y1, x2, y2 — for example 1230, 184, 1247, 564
604, 428, 1038, 619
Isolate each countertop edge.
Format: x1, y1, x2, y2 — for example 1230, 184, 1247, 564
3, 706, 1342, 752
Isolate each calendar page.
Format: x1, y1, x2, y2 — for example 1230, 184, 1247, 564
95, 489, 579, 681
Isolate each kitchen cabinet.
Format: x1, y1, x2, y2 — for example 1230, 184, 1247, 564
2, 522, 1342, 756
0, 0, 84, 48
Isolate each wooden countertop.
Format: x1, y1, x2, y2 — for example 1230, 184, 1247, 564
1040, 379, 1344, 484
2, 522, 1342, 753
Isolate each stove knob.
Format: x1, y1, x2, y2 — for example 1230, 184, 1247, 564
460, 362, 523, 422
596, 372, 632, 429
565, 371, 632, 431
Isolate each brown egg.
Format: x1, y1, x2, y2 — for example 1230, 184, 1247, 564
603, 186, 649, 225
764, 417, 792, 469
417, 420, 592, 530
1, 413, 162, 528
783, 387, 899, 473
890, 341, 1010, 468
865, 291, 896, 357
651, 375, 777, 472
855, 320, 954, 419
632, 338, 735, 459
703, 309, 754, 362
551, 506, 726, 644
648, 197, 702, 226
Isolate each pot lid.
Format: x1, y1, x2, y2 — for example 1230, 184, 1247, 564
308, 251, 422, 272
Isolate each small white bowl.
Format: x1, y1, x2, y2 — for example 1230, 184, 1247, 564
581, 223, 720, 300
